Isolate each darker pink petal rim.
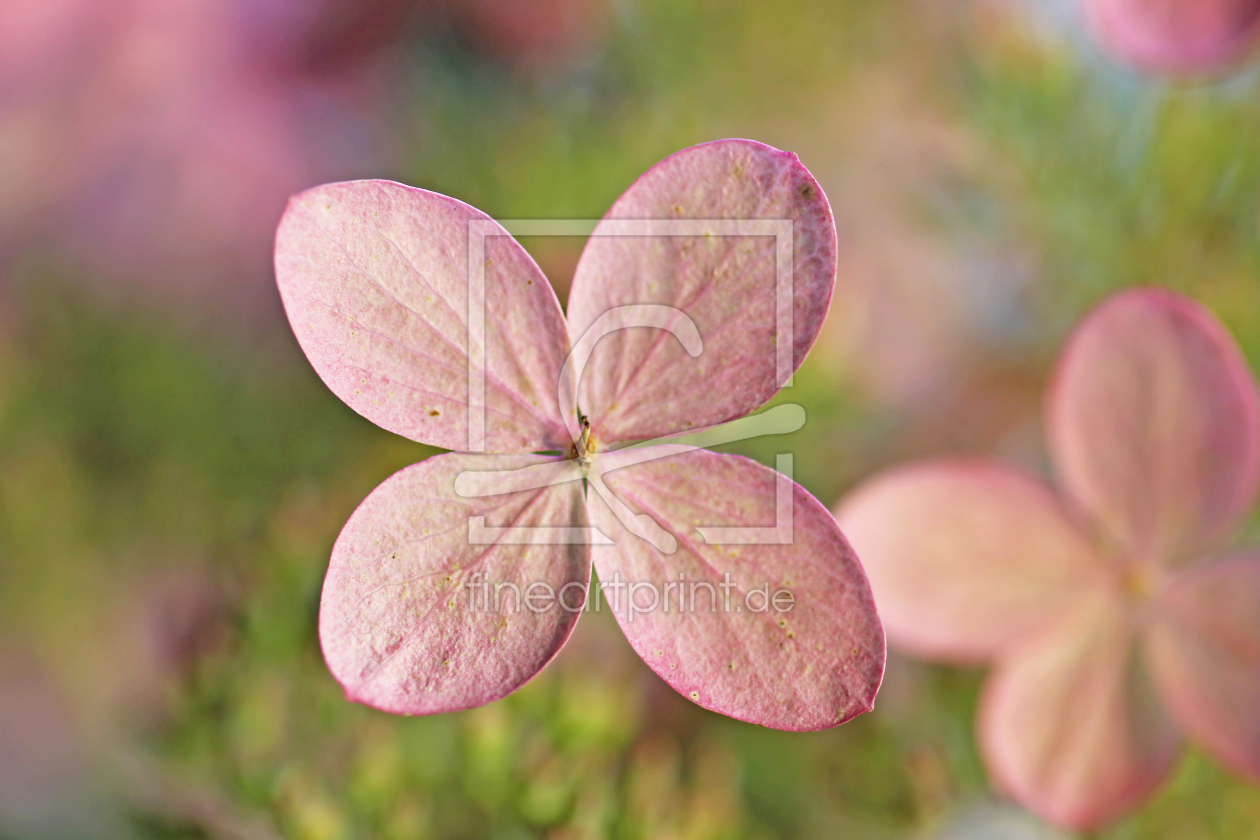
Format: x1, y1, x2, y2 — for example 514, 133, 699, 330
706, 138, 839, 385
684, 139, 839, 402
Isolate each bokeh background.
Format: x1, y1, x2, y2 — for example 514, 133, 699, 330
2, 0, 1259, 837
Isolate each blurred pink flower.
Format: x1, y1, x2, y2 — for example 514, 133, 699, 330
440, 0, 610, 68
836, 287, 1260, 830
1085, 0, 1260, 75
0, 0, 406, 307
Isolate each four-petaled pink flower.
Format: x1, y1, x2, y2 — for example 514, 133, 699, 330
837, 288, 1260, 829
1085, 0, 1260, 75
275, 139, 885, 731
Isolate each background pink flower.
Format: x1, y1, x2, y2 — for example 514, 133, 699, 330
0, 0, 409, 311
1084, 0, 1260, 75
836, 287, 1260, 829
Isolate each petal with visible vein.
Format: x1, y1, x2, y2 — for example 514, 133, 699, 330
276, 180, 573, 453
319, 452, 590, 715
585, 446, 884, 731
566, 139, 837, 446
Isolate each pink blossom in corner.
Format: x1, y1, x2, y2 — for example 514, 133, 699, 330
274, 139, 885, 731
0, 0, 405, 306
836, 287, 1260, 829
1084, 0, 1260, 76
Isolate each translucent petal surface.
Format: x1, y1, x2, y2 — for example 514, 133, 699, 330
835, 459, 1108, 663
1146, 553, 1260, 779
1087, 0, 1260, 75
979, 596, 1180, 831
319, 453, 590, 715
585, 446, 884, 731
1047, 288, 1260, 567
276, 180, 573, 453
567, 139, 838, 446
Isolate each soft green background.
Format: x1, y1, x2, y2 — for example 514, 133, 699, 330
2, 1, 1259, 838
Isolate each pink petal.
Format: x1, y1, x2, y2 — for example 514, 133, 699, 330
319, 452, 590, 715
1047, 288, 1260, 568
1086, 0, 1260, 76
584, 446, 884, 731
834, 459, 1109, 664
979, 596, 1181, 831
1146, 552, 1260, 779
566, 139, 838, 446
275, 180, 573, 453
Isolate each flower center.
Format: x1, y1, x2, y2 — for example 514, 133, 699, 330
1119, 561, 1159, 603
570, 415, 596, 468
